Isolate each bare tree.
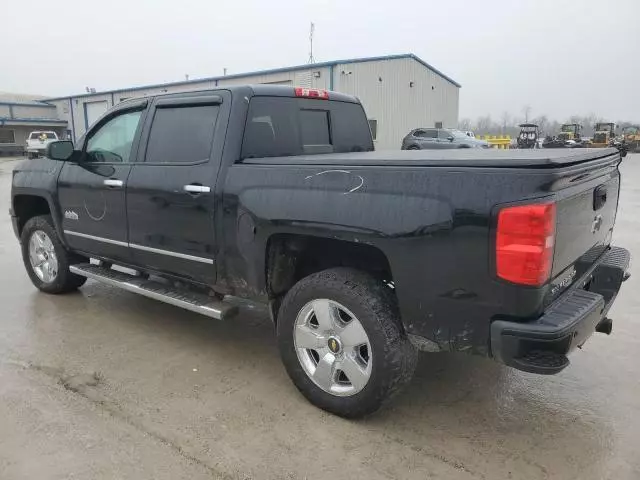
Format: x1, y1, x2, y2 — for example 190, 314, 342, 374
476, 115, 494, 134
458, 118, 472, 131
532, 115, 549, 136
500, 111, 511, 133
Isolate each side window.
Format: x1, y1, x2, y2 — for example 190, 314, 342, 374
415, 129, 436, 138
85, 110, 142, 163
145, 105, 219, 164
368, 119, 378, 140
438, 129, 452, 139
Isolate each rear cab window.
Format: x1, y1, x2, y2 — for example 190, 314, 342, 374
29, 131, 57, 140
241, 96, 373, 159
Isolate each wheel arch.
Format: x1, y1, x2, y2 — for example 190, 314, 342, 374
13, 194, 53, 235
265, 233, 394, 322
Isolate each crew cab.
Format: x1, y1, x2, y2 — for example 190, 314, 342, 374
10, 85, 630, 418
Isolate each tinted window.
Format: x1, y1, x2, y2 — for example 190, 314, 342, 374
145, 105, 218, 164
241, 97, 373, 159
300, 110, 330, 145
29, 132, 41, 139
0, 129, 15, 144
368, 119, 378, 140
438, 129, 453, 139
415, 129, 436, 138
86, 110, 142, 163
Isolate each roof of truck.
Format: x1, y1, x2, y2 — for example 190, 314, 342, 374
118, 84, 361, 105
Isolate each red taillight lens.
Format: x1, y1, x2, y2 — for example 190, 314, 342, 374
496, 203, 556, 286
294, 87, 329, 99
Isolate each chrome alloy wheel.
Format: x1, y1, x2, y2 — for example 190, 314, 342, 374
294, 299, 372, 396
28, 230, 59, 283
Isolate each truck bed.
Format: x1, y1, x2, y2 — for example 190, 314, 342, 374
243, 148, 620, 168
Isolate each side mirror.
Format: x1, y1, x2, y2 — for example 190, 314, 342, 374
448, 136, 454, 142
46, 141, 75, 161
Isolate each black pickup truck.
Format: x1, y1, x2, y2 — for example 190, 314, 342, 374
10, 85, 630, 417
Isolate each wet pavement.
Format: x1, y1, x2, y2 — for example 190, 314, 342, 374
1, 155, 639, 479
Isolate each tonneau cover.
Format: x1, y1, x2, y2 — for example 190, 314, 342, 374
244, 148, 620, 168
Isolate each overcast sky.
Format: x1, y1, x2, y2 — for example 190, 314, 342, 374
3, 0, 639, 121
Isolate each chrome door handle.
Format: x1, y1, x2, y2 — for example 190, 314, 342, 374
103, 179, 124, 188
183, 185, 211, 194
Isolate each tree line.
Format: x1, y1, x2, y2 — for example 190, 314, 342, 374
458, 109, 638, 138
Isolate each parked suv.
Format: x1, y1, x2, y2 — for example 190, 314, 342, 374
402, 128, 489, 149
26, 131, 59, 159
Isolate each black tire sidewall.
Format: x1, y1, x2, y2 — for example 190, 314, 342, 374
20, 215, 86, 294
277, 268, 416, 418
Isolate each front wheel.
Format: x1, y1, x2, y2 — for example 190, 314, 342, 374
21, 215, 87, 294
277, 268, 417, 418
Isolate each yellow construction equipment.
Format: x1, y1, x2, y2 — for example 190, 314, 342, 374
591, 123, 616, 148
622, 126, 640, 153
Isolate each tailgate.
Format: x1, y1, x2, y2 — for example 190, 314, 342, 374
550, 173, 620, 293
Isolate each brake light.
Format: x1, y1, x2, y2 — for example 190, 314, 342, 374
294, 87, 329, 99
496, 203, 556, 286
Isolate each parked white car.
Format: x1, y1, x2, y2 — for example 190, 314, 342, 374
26, 131, 58, 159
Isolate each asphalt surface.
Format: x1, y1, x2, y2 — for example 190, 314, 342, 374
1, 155, 639, 480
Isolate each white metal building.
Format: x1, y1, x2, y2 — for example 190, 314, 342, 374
0, 92, 68, 156
45, 54, 460, 150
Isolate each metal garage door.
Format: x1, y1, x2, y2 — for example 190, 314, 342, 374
84, 100, 108, 130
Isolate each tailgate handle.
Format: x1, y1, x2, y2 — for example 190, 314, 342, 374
593, 185, 607, 211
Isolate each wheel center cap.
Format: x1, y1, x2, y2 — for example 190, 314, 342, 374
328, 337, 342, 354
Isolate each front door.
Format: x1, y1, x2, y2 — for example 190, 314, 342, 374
126, 92, 229, 284
58, 102, 147, 262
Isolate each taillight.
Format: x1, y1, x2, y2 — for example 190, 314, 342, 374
294, 87, 329, 99
496, 203, 556, 286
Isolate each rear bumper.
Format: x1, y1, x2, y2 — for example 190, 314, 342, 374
490, 246, 630, 374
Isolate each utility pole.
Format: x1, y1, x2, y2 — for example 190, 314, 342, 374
308, 22, 315, 64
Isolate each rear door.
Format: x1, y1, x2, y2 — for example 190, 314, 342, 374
58, 100, 147, 262
125, 91, 230, 284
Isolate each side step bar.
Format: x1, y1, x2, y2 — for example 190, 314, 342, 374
70, 263, 238, 320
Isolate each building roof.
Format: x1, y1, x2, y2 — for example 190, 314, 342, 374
44, 53, 461, 101
0, 91, 54, 107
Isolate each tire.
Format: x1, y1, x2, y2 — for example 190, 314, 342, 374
277, 268, 417, 418
21, 215, 87, 294
407, 145, 420, 150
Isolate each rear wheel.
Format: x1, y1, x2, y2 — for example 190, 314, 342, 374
21, 215, 87, 294
277, 268, 417, 418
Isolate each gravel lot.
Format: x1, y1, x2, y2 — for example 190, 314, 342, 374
1, 155, 639, 480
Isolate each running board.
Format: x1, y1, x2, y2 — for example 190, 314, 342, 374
70, 263, 238, 320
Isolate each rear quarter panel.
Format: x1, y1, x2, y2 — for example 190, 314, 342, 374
221, 158, 620, 354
